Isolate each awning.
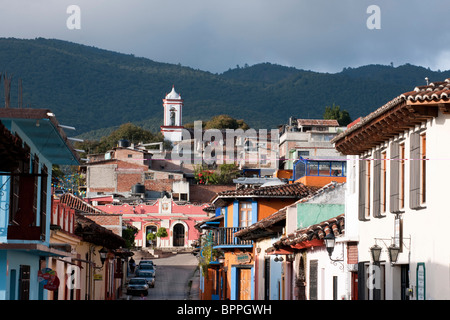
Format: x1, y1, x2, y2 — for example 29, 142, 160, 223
0, 243, 72, 257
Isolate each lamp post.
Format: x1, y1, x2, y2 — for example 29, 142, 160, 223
99, 247, 108, 266
324, 232, 336, 257
388, 245, 400, 264
324, 232, 343, 264
370, 244, 382, 263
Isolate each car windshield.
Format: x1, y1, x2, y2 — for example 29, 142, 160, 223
139, 264, 154, 270
139, 271, 154, 277
140, 261, 153, 265
129, 278, 147, 285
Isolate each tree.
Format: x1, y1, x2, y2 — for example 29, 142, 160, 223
156, 227, 168, 248
205, 114, 250, 130
194, 163, 240, 185
184, 115, 250, 130
75, 122, 165, 156
323, 104, 352, 126
122, 226, 138, 249
146, 232, 156, 248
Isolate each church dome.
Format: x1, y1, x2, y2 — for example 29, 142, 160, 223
165, 86, 181, 99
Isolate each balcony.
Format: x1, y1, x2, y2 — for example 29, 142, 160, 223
213, 227, 253, 247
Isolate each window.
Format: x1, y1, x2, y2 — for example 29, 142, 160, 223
410, 132, 426, 209
358, 159, 368, 221
145, 172, 154, 180
40, 165, 48, 239
372, 150, 381, 217
365, 159, 371, 218
399, 144, 405, 209
381, 151, 387, 213
239, 202, 252, 227
420, 133, 426, 204
390, 141, 402, 213
19, 265, 30, 300
127, 154, 132, 158
297, 150, 310, 158
10, 143, 30, 225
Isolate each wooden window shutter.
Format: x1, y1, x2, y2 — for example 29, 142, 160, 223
390, 141, 400, 213
358, 159, 367, 221
373, 150, 381, 218
40, 165, 48, 238
409, 132, 421, 209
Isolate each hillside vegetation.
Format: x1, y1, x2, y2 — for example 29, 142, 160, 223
1, 38, 449, 140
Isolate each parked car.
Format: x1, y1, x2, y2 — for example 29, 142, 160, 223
139, 260, 155, 268
136, 264, 155, 277
126, 278, 149, 296
137, 270, 155, 288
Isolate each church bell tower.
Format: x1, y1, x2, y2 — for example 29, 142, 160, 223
160, 86, 184, 143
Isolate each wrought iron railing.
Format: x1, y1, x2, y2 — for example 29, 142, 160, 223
213, 227, 253, 246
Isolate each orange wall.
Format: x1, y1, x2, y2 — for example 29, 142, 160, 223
225, 198, 299, 226
258, 199, 292, 220
295, 176, 346, 187
274, 170, 292, 180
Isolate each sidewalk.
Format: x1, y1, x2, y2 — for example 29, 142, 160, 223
186, 267, 200, 300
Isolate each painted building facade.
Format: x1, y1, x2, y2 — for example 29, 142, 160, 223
332, 78, 450, 300
200, 182, 320, 300
95, 197, 211, 249
0, 108, 80, 300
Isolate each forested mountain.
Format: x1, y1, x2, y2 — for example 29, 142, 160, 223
1, 38, 449, 139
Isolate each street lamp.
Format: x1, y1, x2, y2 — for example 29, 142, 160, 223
324, 232, 344, 264
370, 244, 382, 263
324, 232, 336, 257
99, 247, 108, 266
388, 245, 400, 264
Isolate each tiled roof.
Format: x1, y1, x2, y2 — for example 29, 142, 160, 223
401, 79, 450, 102
297, 119, 339, 127
234, 208, 286, 240
60, 193, 106, 214
75, 214, 125, 249
274, 213, 344, 249
332, 78, 450, 154
213, 182, 319, 201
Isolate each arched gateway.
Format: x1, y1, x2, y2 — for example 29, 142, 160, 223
173, 223, 185, 247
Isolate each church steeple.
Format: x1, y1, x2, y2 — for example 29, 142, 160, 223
161, 86, 184, 143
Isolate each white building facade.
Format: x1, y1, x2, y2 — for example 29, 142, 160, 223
333, 78, 450, 300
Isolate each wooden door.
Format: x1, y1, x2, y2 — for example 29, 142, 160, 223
239, 268, 252, 300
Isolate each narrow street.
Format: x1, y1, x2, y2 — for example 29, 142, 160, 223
123, 253, 199, 300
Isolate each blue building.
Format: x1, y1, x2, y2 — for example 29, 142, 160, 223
0, 108, 80, 300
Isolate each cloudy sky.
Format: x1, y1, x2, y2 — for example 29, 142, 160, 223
1, 0, 450, 74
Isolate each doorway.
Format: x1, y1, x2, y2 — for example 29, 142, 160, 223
145, 225, 157, 247
173, 223, 185, 247
238, 268, 252, 300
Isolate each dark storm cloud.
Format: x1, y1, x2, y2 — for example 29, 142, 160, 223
1, 0, 449, 73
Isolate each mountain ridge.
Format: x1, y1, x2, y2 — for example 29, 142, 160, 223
1, 37, 449, 139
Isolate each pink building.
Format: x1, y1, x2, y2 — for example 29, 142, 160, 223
96, 197, 211, 249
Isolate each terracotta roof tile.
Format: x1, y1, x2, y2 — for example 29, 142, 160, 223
214, 182, 319, 200
60, 193, 106, 214
297, 119, 339, 127
332, 78, 450, 145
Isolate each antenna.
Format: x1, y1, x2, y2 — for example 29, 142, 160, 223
3, 72, 12, 108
